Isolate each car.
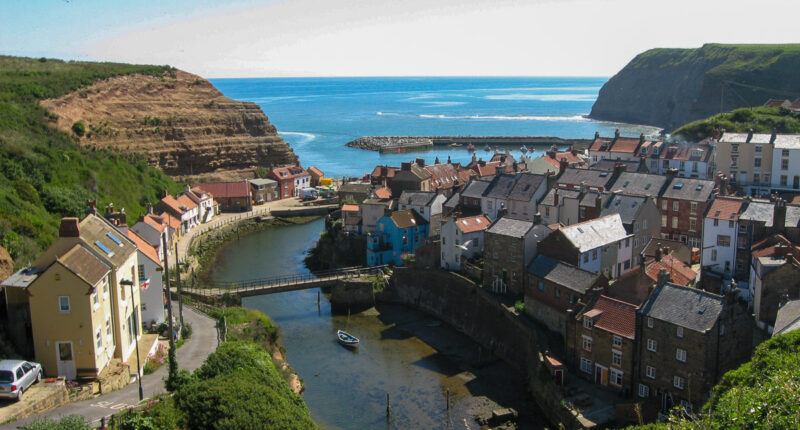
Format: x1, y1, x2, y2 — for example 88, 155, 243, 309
0, 360, 42, 401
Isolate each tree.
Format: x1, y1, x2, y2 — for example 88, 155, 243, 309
71, 120, 85, 137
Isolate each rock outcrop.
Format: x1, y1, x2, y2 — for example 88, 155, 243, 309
41, 70, 298, 181
590, 44, 800, 131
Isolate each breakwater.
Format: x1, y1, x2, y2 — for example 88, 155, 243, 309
346, 135, 593, 153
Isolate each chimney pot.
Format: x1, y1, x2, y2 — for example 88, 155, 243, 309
614, 129, 620, 139
59, 217, 81, 238
416, 158, 425, 167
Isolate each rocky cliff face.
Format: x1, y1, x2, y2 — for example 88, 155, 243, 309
41, 70, 298, 181
590, 44, 800, 131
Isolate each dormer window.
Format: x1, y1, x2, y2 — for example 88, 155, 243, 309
583, 316, 594, 329
95, 241, 114, 257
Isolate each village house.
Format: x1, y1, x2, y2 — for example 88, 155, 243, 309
249, 178, 279, 204
657, 176, 715, 248
769, 134, 800, 192
539, 188, 582, 226
749, 234, 800, 331
199, 181, 253, 212
307, 166, 324, 187
459, 178, 492, 216
360, 198, 394, 234
538, 214, 633, 280
636, 281, 752, 414
366, 210, 430, 266
1, 215, 144, 380
341, 204, 362, 235
525, 254, 605, 338
481, 173, 518, 220
567, 295, 638, 393
736, 198, 800, 279
338, 183, 373, 205
390, 160, 432, 197
638, 140, 714, 179
640, 238, 694, 267
125, 229, 165, 328
182, 185, 217, 223
484, 218, 552, 295
268, 165, 310, 198
506, 173, 548, 222
398, 191, 446, 236
716, 130, 777, 195
157, 193, 199, 234
440, 215, 491, 271
772, 299, 800, 336
370, 165, 399, 188
588, 130, 647, 165
600, 193, 661, 267
555, 167, 618, 193
425, 160, 470, 195
701, 196, 745, 278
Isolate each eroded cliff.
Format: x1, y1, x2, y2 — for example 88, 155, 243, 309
41, 70, 298, 181
590, 44, 800, 131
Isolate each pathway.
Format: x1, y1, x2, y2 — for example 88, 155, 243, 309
0, 306, 217, 429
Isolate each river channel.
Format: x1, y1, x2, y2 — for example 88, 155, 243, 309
206, 218, 544, 429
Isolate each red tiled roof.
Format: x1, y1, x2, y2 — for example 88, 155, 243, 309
371, 165, 398, 179
707, 196, 744, 221
645, 255, 696, 287
164, 213, 181, 230
308, 166, 324, 177
375, 187, 391, 199
455, 215, 491, 234
425, 163, 461, 189
585, 295, 638, 339
160, 195, 185, 215
191, 187, 212, 199
610, 138, 643, 154
341, 204, 359, 212
142, 215, 167, 233
126, 230, 162, 267
473, 161, 502, 177
589, 137, 611, 152
198, 181, 251, 199
270, 166, 309, 181
177, 195, 198, 211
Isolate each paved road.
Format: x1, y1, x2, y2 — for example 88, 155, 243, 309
1, 306, 217, 429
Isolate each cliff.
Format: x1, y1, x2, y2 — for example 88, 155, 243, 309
41, 70, 298, 181
590, 44, 800, 130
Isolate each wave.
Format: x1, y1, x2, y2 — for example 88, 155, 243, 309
278, 131, 317, 144
418, 114, 590, 122
484, 94, 597, 102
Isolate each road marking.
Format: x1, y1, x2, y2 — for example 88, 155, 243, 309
90, 400, 132, 410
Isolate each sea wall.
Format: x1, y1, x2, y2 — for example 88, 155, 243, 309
380, 268, 585, 429
347, 136, 593, 152
329, 278, 375, 314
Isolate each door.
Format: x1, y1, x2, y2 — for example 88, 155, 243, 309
794, 176, 799, 190
56, 342, 76, 380
554, 369, 564, 385
595, 364, 608, 386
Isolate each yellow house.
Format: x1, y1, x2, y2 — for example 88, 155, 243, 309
2, 214, 142, 379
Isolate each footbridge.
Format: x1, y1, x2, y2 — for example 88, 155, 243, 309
180, 266, 387, 299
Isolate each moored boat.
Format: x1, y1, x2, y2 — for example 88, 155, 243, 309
520, 145, 528, 153
467, 143, 475, 151
337, 330, 359, 347
484, 145, 491, 152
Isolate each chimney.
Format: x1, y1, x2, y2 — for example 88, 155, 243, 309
770, 127, 778, 144
639, 133, 645, 145
595, 194, 602, 210
146, 202, 153, 215
497, 203, 508, 219
711, 125, 721, 140
496, 165, 507, 175
479, 159, 486, 167
435, 156, 440, 164
534, 212, 542, 224
654, 244, 662, 262
86, 199, 98, 215
59, 217, 80, 238
580, 181, 587, 194
447, 155, 452, 164
500, 155, 506, 163
665, 168, 678, 180
547, 145, 557, 159
746, 128, 754, 143
416, 158, 425, 167
553, 190, 559, 206
471, 153, 477, 164
571, 147, 578, 156
613, 162, 627, 176
657, 267, 671, 288
401, 162, 412, 172
774, 198, 787, 231
594, 131, 600, 140
559, 157, 568, 172
614, 128, 620, 140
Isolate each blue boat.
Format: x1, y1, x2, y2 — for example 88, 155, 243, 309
337, 330, 359, 347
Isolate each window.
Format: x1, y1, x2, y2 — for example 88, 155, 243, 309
583, 317, 593, 329
582, 335, 592, 352
610, 368, 624, 386
106, 316, 112, 338
612, 349, 622, 367
662, 200, 668, 211
673, 201, 679, 212
137, 264, 145, 281
755, 145, 762, 153
676, 348, 687, 362
711, 249, 717, 261
781, 175, 788, 186
728, 220, 734, 228
688, 202, 697, 215
592, 249, 597, 260
647, 339, 657, 352
92, 291, 99, 307
647, 317, 654, 328
538, 281, 546, 292
720, 324, 725, 336
96, 328, 103, 350
554, 287, 560, 298
583, 253, 589, 263
731, 156, 738, 167
679, 161, 685, 171
677, 326, 684, 338
661, 215, 667, 227
58, 296, 70, 313
102, 276, 109, 296
764, 173, 771, 184
674, 376, 685, 390
754, 158, 762, 168
783, 149, 790, 157
106, 232, 123, 246
753, 173, 760, 185
717, 235, 731, 247
672, 217, 678, 229
580, 357, 592, 374
624, 259, 631, 270
639, 384, 650, 398
731, 144, 739, 153
634, 222, 639, 233
782, 159, 789, 170
634, 237, 639, 248
646, 366, 656, 379
643, 219, 648, 229
613, 335, 622, 348
689, 218, 696, 232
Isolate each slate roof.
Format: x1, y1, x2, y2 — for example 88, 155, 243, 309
707, 197, 744, 221
592, 159, 641, 172
640, 283, 723, 332
399, 191, 437, 207
556, 168, 615, 190
461, 178, 492, 199
131, 222, 162, 248
484, 174, 518, 199
58, 244, 111, 287
249, 178, 277, 187
539, 188, 581, 206
528, 255, 599, 294
661, 177, 715, 202
739, 200, 775, 226
720, 132, 800, 149
390, 210, 428, 229
582, 295, 638, 339
773, 300, 800, 336
79, 214, 137, 268
610, 172, 667, 198
601, 194, 647, 225
786, 206, 800, 227
487, 217, 534, 238
579, 190, 602, 207
444, 192, 460, 209
559, 214, 629, 252
338, 183, 373, 194
508, 173, 545, 202
455, 215, 491, 234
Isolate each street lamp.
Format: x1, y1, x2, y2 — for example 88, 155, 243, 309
120, 279, 143, 401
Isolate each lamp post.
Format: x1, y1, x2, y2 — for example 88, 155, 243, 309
174, 242, 184, 327
120, 279, 143, 401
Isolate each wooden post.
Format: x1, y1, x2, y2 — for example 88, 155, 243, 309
386, 393, 390, 417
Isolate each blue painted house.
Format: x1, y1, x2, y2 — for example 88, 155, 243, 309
367, 209, 429, 266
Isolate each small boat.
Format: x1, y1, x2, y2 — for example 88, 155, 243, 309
449, 142, 462, 148
484, 145, 492, 152
520, 145, 528, 153
337, 330, 359, 347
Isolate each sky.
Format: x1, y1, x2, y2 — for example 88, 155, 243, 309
1, 0, 798, 78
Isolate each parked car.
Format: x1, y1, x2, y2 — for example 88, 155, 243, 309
0, 360, 42, 401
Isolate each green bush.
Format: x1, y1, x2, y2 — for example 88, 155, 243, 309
71, 120, 85, 137
21, 415, 89, 430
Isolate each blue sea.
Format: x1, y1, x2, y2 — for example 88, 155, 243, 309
210, 77, 661, 178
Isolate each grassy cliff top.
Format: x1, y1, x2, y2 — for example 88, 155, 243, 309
673, 106, 800, 140
0, 56, 184, 265
632, 43, 800, 70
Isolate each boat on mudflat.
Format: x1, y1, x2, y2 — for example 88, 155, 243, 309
337, 330, 359, 347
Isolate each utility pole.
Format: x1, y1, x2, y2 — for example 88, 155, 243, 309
163, 234, 177, 388
175, 242, 184, 327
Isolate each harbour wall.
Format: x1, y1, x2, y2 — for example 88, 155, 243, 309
379, 268, 586, 429
346, 136, 593, 153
